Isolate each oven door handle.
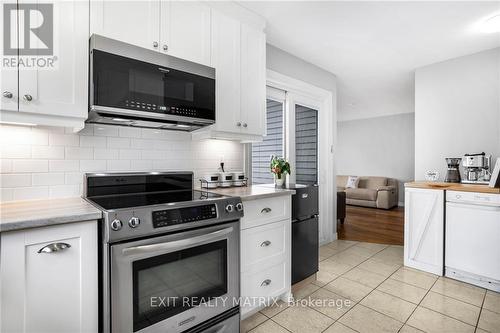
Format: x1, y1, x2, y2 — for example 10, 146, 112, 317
122, 227, 234, 256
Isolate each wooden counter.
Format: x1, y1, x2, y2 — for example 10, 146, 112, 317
405, 181, 500, 194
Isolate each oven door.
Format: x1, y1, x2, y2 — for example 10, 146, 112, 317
110, 221, 239, 333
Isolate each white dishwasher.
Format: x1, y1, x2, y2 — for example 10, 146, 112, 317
446, 190, 500, 292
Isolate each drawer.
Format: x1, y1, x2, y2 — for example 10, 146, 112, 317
241, 261, 287, 301
241, 220, 288, 270
241, 195, 291, 229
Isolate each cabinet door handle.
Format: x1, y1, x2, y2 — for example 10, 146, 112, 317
261, 279, 271, 287
242, 123, 248, 128
236, 122, 241, 127
260, 240, 271, 247
2, 91, 13, 98
38, 242, 71, 253
153, 41, 158, 48
261, 207, 272, 213
163, 44, 168, 51
23, 94, 33, 102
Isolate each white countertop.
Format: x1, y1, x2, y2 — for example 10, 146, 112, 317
203, 184, 295, 200
0, 197, 102, 233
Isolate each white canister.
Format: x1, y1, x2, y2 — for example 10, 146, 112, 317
219, 172, 233, 187
203, 174, 220, 189
232, 171, 245, 186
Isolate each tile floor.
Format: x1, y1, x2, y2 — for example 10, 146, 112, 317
241, 240, 500, 333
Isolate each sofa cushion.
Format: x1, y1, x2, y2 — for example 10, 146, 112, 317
358, 177, 388, 189
345, 188, 378, 201
337, 175, 349, 188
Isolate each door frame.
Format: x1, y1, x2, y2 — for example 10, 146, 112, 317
246, 69, 336, 244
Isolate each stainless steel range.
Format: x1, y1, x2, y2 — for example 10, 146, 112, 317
84, 172, 243, 333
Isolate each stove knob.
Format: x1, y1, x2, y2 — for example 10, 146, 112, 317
128, 217, 141, 228
225, 204, 235, 213
110, 219, 123, 231
235, 202, 243, 212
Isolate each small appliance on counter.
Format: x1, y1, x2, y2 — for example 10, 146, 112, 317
290, 184, 319, 285
444, 158, 462, 183
201, 173, 220, 189
462, 152, 492, 184
232, 171, 246, 187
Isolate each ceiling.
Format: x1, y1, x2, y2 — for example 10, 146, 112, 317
239, 1, 500, 121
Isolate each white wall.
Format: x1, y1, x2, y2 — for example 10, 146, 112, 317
337, 113, 415, 204
0, 124, 243, 202
415, 48, 500, 181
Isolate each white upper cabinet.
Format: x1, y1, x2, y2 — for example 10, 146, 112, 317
19, 0, 89, 119
161, 1, 211, 66
90, 0, 160, 51
240, 24, 266, 137
210, 10, 242, 134
0, 3, 18, 112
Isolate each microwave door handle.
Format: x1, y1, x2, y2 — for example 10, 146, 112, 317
122, 226, 233, 256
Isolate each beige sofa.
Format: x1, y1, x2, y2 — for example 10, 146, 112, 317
337, 175, 398, 210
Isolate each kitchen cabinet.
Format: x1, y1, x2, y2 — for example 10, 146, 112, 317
240, 195, 292, 319
0, 221, 98, 333
404, 187, 444, 275
192, 10, 267, 141
91, 0, 211, 66
0, 0, 89, 129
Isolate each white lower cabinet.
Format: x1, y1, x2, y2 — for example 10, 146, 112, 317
0, 221, 98, 333
404, 188, 444, 275
240, 195, 292, 319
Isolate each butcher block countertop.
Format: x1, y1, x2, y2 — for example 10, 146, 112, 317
405, 181, 500, 194
204, 184, 295, 200
0, 197, 102, 233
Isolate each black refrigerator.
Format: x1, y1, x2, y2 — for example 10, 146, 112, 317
290, 184, 319, 285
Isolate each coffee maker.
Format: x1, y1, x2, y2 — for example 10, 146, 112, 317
445, 158, 462, 183
462, 152, 491, 184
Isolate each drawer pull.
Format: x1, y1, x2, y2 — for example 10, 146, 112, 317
261, 207, 272, 214
260, 240, 271, 247
38, 242, 71, 253
261, 279, 272, 287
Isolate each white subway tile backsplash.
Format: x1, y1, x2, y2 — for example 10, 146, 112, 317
0, 144, 32, 158
49, 160, 79, 172
94, 148, 119, 160
32, 146, 65, 159
119, 127, 142, 138
13, 187, 49, 200
65, 147, 93, 160
32, 173, 65, 186
49, 133, 79, 146
13, 159, 49, 173
1, 125, 244, 202
49, 185, 80, 198
80, 160, 106, 172
107, 137, 130, 149
93, 125, 119, 137
1, 174, 32, 187
80, 136, 107, 147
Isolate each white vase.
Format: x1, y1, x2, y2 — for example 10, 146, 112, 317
274, 176, 285, 187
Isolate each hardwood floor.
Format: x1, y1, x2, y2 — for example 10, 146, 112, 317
337, 205, 404, 245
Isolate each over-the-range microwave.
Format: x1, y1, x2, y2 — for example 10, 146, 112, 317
88, 34, 215, 132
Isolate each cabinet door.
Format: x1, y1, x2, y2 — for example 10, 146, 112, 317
0, 221, 98, 333
162, 1, 211, 66
211, 10, 241, 133
404, 188, 444, 275
18, 0, 88, 118
91, 0, 160, 51
0, 3, 18, 112
240, 24, 266, 136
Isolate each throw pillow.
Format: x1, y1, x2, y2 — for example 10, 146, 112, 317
346, 176, 359, 189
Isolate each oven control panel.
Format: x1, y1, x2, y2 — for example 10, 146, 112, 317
152, 204, 217, 228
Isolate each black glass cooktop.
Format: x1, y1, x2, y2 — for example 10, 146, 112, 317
88, 190, 224, 210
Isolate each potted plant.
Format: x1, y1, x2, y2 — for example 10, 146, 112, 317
270, 156, 291, 187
